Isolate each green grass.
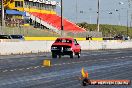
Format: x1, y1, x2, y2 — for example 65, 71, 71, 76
77, 23, 132, 37
1, 26, 60, 37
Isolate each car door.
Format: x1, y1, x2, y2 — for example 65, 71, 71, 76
73, 39, 80, 53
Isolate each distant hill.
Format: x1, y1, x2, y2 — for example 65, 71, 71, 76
77, 22, 132, 38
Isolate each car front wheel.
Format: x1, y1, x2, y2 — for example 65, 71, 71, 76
52, 53, 57, 58
58, 55, 61, 58
70, 52, 74, 58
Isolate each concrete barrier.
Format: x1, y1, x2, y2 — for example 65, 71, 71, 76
0, 40, 132, 55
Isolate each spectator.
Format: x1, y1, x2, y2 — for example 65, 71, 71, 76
86, 35, 89, 40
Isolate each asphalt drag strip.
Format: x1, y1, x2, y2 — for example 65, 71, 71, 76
0, 49, 132, 88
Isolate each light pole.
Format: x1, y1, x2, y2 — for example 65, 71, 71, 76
118, 2, 124, 26
118, 10, 121, 25
75, 0, 78, 22
89, 8, 92, 24
130, 20, 132, 28
61, 0, 64, 36
1, 0, 5, 34
1, 0, 5, 26
127, 9, 129, 36
97, 0, 100, 32
108, 12, 113, 37
115, 9, 121, 25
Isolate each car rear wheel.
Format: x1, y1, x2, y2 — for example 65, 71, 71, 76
58, 55, 61, 58
78, 53, 80, 58
52, 53, 57, 58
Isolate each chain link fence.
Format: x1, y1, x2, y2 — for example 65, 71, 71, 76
0, 25, 102, 38
0, 20, 102, 37
67, 31, 102, 38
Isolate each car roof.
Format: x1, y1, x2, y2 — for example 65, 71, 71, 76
56, 37, 74, 40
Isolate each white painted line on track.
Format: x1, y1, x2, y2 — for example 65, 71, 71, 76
41, 66, 45, 67
84, 63, 132, 81
29, 67, 33, 69
53, 64, 58, 66
10, 70, 14, 72
19, 68, 24, 71
128, 56, 132, 57
91, 54, 98, 55
1, 55, 132, 74
26, 68, 30, 70
2, 70, 8, 72
99, 65, 132, 79
33, 66, 40, 69
92, 63, 132, 74
36, 66, 40, 68
72, 62, 76, 64
53, 58, 113, 67
13, 69, 17, 71
62, 63, 66, 65
34, 66, 38, 69
63, 61, 85, 65
114, 58, 118, 59
57, 64, 62, 66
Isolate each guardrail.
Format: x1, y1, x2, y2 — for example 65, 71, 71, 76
0, 40, 132, 55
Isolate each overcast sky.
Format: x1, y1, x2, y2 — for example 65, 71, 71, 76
55, 0, 131, 26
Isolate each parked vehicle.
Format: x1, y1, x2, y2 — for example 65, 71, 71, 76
114, 34, 130, 40
0, 35, 24, 40
10, 35, 25, 40
0, 35, 11, 39
51, 37, 81, 58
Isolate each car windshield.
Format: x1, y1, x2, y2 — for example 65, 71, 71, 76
55, 39, 72, 43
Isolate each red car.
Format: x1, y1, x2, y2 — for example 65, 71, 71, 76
51, 38, 81, 58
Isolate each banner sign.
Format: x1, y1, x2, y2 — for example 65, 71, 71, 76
29, 0, 57, 5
